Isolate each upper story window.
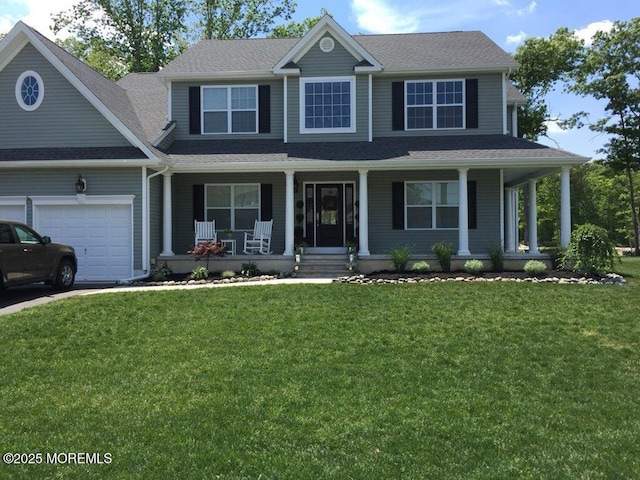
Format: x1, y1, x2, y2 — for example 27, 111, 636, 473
406, 80, 464, 130
300, 76, 356, 134
15, 71, 44, 111
202, 85, 257, 134
406, 181, 459, 229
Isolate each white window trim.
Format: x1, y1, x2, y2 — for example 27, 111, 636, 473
299, 76, 356, 134
15, 70, 44, 112
205, 184, 261, 231
405, 181, 459, 230
201, 85, 258, 135
405, 79, 466, 131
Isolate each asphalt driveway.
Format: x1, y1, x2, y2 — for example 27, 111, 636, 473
0, 283, 116, 315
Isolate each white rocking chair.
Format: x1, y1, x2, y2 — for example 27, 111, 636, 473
194, 220, 217, 245
243, 219, 273, 255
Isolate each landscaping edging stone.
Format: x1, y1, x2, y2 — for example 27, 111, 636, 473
334, 273, 626, 285
130, 275, 280, 287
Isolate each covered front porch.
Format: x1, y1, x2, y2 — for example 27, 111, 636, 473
153, 165, 574, 276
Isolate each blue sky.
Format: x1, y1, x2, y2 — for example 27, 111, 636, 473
2, 0, 637, 159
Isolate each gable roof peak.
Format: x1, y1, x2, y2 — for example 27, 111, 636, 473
274, 14, 382, 74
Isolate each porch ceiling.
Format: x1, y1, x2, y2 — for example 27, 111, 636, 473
164, 134, 589, 176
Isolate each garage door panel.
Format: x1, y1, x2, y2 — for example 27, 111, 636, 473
35, 203, 132, 281
0, 205, 26, 223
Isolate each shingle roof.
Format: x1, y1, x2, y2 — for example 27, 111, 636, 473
117, 73, 168, 142
355, 32, 518, 72
0, 147, 147, 162
160, 31, 517, 76
160, 37, 299, 75
164, 135, 585, 168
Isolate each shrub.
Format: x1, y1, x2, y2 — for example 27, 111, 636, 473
389, 246, 413, 272
432, 242, 454, 272
151, 261, 172, 281
191, 266, 209, 280
562, 223, 619, 275
221, 270, 236, 278
464, 259, 484, 274
241, 262, 260, 277
486, 243, 504, 272
524, 260, 547, 276
411, 261, 430, 273
188, 241, 226, 270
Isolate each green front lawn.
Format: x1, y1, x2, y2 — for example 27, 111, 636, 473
1, 258, 639, 479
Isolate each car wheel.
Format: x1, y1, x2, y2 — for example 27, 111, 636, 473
53, 260, 75, 291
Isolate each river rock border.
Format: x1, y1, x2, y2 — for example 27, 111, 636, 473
334, 273, 626, 285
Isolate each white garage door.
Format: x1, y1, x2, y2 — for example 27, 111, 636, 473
0, 202, 26, 222
35, 204, 133, 281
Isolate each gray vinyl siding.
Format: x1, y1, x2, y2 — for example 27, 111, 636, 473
149, 174, 163, 258
173, 172, 286, 255
507, 105, 515, 136
0, 168, 144, 269
172, 79, 284, 140
367, 169, 501, 254
0, 44, 132, 148
296, 35, 359, 77
372, 73, 505, 137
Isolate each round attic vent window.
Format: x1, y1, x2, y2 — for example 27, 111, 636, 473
319, 37, 335, 53
16, 70, 44, 111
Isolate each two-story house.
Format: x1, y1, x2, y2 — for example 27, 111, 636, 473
0, 16, 587, 281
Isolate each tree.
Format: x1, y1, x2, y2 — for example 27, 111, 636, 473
570, 18, 640, 254
268, 9, 328, 38
195, 0, 296, 40
56, 37, 128, 81
510, 28, 584, 141
53, 0, 189, 78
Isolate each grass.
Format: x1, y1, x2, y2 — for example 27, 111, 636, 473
1, 258, 639, 479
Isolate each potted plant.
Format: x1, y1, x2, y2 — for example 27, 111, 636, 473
295, 241, 308, 255
223, 228, 234, 239
345, 240, 357, 262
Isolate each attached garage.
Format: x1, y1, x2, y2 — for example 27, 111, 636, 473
0, 197, 27, 222
32, 196, 135, 281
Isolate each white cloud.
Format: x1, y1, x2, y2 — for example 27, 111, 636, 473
506, 31, 528, 45
573, 20, 614, 45
516, 1, 536, 16
545, 120, 567, 134
1, 0, 77, 39
351, 0, 420, 34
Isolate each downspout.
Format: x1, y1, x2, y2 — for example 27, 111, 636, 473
119, 165, 169, 284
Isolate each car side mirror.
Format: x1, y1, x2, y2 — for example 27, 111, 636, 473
41, 236, 51, 245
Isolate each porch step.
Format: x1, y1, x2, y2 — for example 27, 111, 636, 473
293, 254, 353, 279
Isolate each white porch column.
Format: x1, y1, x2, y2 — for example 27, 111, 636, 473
505, 187, 516, 252
560, 166, 571, 248
358, 169, 370, 256
284, 171, 295, 256
160, 172, 174, 256
458, 168, 470, 256
528, 179, 539, 254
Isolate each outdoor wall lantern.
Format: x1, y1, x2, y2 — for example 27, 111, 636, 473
75, 174, 87, 193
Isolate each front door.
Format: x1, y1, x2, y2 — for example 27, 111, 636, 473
315, 184, 343, 247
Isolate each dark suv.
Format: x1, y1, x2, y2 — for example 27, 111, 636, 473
0, 220, 77, 291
